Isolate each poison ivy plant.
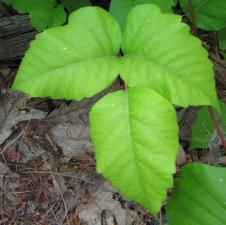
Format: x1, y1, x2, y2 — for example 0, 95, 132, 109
3, 0, 67, 31
191, 101, 226, 149
179, 0, 226, 31
109, 0, 175, 29
12, 5, 218, 215
217, 28, 226, 58
166, 163, 226, 225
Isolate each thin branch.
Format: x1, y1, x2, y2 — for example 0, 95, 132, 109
159, 209, 162, 225
1, 131, 24, 154
19, 170, 115, 193
208, 107, 226, 150
44, 159, 70, 225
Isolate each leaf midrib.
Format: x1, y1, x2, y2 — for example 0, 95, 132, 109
124, 90, 148, 205
187, 169, 226, 215
17, 55, 118, 83
123, 54, 207, 93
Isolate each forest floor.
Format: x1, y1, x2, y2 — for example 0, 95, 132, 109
0, 1, 226, 225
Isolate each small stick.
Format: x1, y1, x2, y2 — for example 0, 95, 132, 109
20, 170, 115, 193
159, 209, 162, 225
208, 107, 226, 150
44, 159, 70, 225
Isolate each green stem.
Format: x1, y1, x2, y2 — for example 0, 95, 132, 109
188, 0, 197, 35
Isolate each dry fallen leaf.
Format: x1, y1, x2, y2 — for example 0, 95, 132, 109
78, 182, 145, 225
52, 123, 93, 160
0, 90, 47, 144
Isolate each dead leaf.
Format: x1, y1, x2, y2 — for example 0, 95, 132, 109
0, 90, 47, 144
52, 123, 93, 161
78, 183, 145, 225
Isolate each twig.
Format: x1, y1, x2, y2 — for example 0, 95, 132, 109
159, 209, 162, 225
9, 211, 18, 225
188, 0, 197, 35
44, 159, 70, 225
0, 86, 6, 121
39, 202, 58, 225
20, 170, 115, 193
45, 133, 58, 152
208, 107, 226, 150
11, 189, 46, 194
210, 54, 226, 70
51, 205, 61, 225
0, 131, 24, 153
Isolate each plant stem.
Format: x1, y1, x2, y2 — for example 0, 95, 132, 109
188, 0, 226, 150
208, 106, 226, 150
188, 0, 197, 35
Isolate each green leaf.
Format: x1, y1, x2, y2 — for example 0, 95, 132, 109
3, 0, 13, 5
119, 4, 218, 109
7, 0, 55, 14
109, 0, 175, 29
30, 4, 67, 32
191, 101, 226, 149
3, 0, 67, 31
217, 28, 226, 58
60, 0, 91, 13
179, 0, 226, 31
90, 87, 179, 215
12, 7, 122, 100
166, 163, 226, 225
218, 28, 226, 50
